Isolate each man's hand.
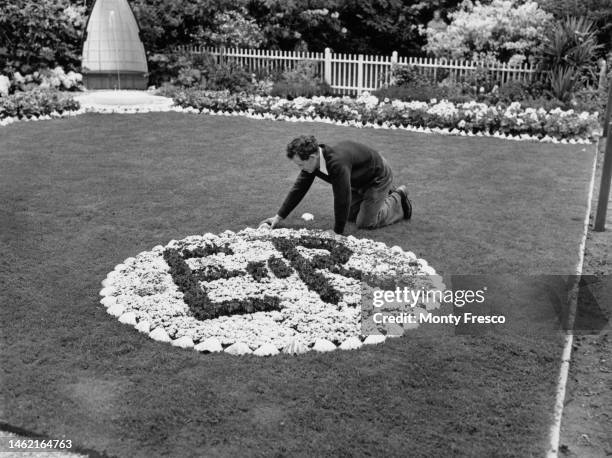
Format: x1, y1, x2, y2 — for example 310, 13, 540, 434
259, 215, 284, 229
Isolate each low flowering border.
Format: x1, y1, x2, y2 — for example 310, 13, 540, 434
171, 90, 600, 144
98, 228, 445, 356
0, 90, 600, 144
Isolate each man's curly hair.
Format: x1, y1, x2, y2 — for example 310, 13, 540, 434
286, 135, 319, 160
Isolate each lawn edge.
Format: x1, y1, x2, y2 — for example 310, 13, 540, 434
546, 138, 599, 457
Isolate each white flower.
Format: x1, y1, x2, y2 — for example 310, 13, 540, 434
13, 72, 25, 84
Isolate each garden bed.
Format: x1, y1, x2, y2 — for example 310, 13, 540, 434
172, 89, 601, 143
0, 88, 602, 144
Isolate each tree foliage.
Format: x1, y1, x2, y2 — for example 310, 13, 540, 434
129, 0, 244, 52
0, 0, 86, 74
245, 0, 463, 55
198, 9, 264, 48
245, 0, 344, 52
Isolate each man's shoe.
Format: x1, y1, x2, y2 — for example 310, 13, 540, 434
395, 185, 412, 220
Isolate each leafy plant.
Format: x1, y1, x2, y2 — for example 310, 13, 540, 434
389, 64, 432, 87
203, 60, 253, 93
490, 80, 532, 104
0, 89, 79, 119
537, 16, 603, 90
536, 0, 612, 52
0, 0, 85, 74
547, 67, 579, 103
270, 60, 332, 99
270, 80, 332, 99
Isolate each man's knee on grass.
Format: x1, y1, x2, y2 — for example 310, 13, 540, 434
355, 217, 379, 230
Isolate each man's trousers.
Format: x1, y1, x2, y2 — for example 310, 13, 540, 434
347, 159, 405, 229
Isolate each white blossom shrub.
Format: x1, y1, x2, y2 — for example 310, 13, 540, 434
423, 0, 554, 64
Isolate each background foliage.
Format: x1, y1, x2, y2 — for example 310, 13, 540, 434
423, 0, 554, 64
0, 0, 85, 74
1, 0, 609, 111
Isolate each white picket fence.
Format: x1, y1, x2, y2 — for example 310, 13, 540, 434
176, 45, 539, 95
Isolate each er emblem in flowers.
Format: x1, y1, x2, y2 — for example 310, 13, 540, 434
99, 228, 444, 355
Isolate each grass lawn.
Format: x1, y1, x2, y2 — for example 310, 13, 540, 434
0, 113, 597, 457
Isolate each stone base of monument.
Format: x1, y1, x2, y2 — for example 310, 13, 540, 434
83, 72, 148, 90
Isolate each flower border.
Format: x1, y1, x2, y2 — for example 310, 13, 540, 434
0, 92, 600, 145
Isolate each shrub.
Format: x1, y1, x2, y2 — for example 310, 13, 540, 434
203, 60, 253, 93
462, 66, 498, 95
0, 89, 79, 119
270, 80, 332, 99
147, 52, 183, 88
423, 0, 553, 63
536, 0, 612, 51
8, 67, 83, 94
150, 51, 254, 93
536, 16, 603, 101
172, 89, 252, 113
373, 84, 472, 104
270, 60, 332, 99
389, 64, 432, 87
155, 83, 183, 98
547, 67, 579, 103
518, 96, 566, 112
488, 80, 533, 104
0, 0, 85, 74
573, 84, 608, 118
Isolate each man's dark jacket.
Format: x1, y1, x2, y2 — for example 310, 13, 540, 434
277, 141, 388, 234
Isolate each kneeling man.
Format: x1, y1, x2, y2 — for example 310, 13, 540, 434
260, 135, 411, 234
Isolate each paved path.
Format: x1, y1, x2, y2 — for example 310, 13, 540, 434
74, 89, 173, 109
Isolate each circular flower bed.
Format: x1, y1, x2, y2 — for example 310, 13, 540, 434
100, 228, 444, 356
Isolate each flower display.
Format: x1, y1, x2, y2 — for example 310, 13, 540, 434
0, 89, 80, 122
3, 67, 84, 94
99, 228, 444, 356
172, 90, 600, 143
1, 88, 600, 144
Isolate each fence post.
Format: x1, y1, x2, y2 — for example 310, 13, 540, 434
594, 80, 612, 231
324, 48, 332, 85
604, 76, 612, 138
598, 59, 607, 91
390, 51, 398, 86
357, 54, 364, 94
433, 57, 438, 82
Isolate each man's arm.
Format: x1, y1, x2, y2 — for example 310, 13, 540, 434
277, 170, 316, 219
